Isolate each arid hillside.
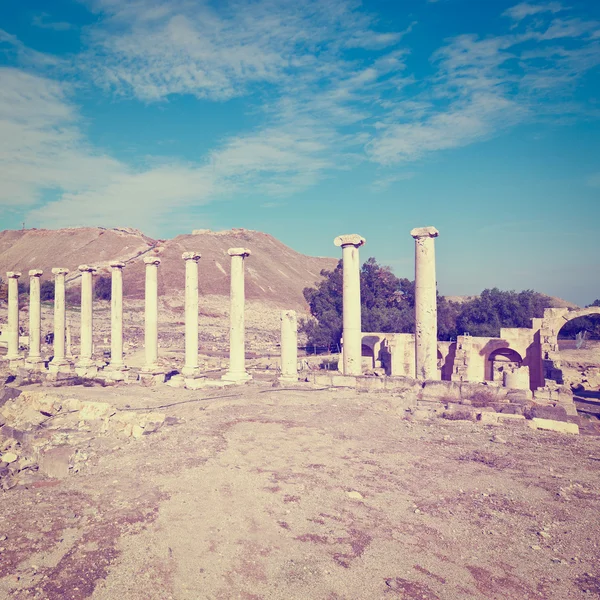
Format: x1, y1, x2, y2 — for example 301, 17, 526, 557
0, 227, 337, 310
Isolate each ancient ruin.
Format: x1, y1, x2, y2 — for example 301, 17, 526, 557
0, 227, 596, 430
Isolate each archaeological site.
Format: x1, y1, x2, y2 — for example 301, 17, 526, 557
0, 225, 599, 599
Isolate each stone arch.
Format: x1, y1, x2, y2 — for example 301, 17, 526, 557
540, 307, 600, 384
487, 348, 523, 383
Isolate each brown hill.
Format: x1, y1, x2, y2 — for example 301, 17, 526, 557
0, 227, 337, 310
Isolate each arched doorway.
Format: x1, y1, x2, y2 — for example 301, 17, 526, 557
556, 312, 600, 392
487, 348, 523, 383
540, 307, 600, 385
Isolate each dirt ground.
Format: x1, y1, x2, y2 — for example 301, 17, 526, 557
1, 380, 600, 600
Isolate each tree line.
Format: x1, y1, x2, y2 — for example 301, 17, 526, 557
301, 258, 600, 351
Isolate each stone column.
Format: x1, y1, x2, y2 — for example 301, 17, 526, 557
143, 257, 161, 373
411, 226, 439, 380
76, 265, 97, 370
182, 252, 202, 378
6, 272, 21, 362
26, 269, 44, 367
333, 234, 366, 376
279, 310, 298, 384
49, 268, 69, 371
222, 248, 252, 382
109, 262, 126, 371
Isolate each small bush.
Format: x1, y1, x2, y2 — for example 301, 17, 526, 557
94, 276, 111, 301
40, 280, 54, 301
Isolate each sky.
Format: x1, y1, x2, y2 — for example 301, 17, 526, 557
0, 0, 599, 305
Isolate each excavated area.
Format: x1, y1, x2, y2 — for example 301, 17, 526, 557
1, 381, 600, 599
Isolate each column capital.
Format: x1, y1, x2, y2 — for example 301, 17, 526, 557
334, 234, 366, 248
143, 256, 161, 266
228, 247, 251, 257
410, 226, 439, 239
52, 267, 69, 276
78, 264, 98, 273
28, 269, 43, 278
109, 261, 126, 269
7, 271, 21, 279
182, 251, 202, 262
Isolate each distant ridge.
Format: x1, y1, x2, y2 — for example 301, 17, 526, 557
0, 227, 338, 310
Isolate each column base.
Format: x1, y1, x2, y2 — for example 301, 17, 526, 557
221, 371, 252, 383
104, 366, 131, 382
278, 375, 299, 385
139, 368, 165, 386
75, 364, 99, 378
181, 366, 201, 378
48, 359, 73, 374
24, 357, 47, 372
8, 357, 25, 370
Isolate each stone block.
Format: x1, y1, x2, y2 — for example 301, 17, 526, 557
524, 404, 568, 422
38, 446, 75, 478
79, 401, 115, 421
528, 418, 579, 435
422, 380, 461, 400
330, 375, 357, 388
477, 412, 499, 424
496, 413, 526, 422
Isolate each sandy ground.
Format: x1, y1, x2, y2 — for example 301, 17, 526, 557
1, 380, 600, 600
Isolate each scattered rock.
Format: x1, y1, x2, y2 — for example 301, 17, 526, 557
347, 491, 363, 500
0, 452, 18, 464
491, 435, 507, 444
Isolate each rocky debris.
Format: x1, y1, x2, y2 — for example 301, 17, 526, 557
0, 390, 167, 491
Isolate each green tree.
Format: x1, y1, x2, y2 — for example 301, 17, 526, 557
40, 280, 54, 301
301, 257, 456, 351
94, 275, 111, 301
455, 288, 547, 337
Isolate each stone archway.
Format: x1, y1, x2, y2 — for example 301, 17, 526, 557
540, 307, 600, 384
488, 348, 523, 383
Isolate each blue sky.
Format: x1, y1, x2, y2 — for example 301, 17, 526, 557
1, 0, 599, 305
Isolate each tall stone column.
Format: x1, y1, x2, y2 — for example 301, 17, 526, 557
222, 248, 252, 382
279, 310, 298, 384
182, 252, 201, 377
333, 234, 366, 376
26, 269, 44, 367
49, 268, 69, 371
143, 257, 161, 373
411, 226, 440, 380
6, 272, 21, 362
76, 265, 97, 370
109, 262, 126, 371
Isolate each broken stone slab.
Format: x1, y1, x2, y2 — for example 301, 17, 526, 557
79, 401, 115, 421
528, 418, 579, 435
524, 404, 568, 422
38, 445, 75, 478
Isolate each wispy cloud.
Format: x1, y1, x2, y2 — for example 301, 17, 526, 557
32, 13, 74, 31
1, 0, 599, 230
502, 2, 564, 23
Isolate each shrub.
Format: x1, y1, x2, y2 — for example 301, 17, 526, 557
94, 275, 111, 301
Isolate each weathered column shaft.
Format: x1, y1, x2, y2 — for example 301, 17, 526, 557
27, 270, 43, 363
222, 248, 251, 382
411, 226, 439, 380
280, 310, 298, 382
110, 262, 125, 369
143, 257, 161, 370
182, 252, 201, 377
6, 272, 21, 361
78, 265, 97, 366
334, 234, 366, 376
50, 268, 69, 366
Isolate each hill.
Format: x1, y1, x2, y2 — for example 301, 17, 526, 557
0, 227, 337, 310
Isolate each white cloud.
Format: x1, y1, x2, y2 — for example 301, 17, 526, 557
32, 13, 74, 31
502, 2, 564, 22
1, 0, 599, 231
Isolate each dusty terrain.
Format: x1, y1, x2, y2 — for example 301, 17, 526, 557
1, 380, 600, 600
